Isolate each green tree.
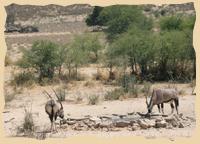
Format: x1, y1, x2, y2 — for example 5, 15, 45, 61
19, 40, 59, 81
89, 5, 153, 40
86, 6, 103, 26
160, 15, 183, 31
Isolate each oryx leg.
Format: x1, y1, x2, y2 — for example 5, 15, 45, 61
161, 103, 164, 114
157, 104, 161, 113
170, 102, 174, 114
174, 98, 179, 114
49, 115, 54, 132
54, 115, 58, 132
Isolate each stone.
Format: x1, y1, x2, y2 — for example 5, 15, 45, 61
99, 120, 113, 131
178, 122, 185, 128
66, 120, 76, 125
155, 120, 167, 128
138, 119, 150, 129
132, 123, 140, 131
114, 120, 130, 128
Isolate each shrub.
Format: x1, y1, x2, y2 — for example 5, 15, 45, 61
179, 89, 186, 96
75, 95, 83, 104
104, 88, 124, 101
21, 106, 34, 134
19, 40, 60, 81
84, 80, 94, 87
56, 88, 66, 101
141, 81, 152, 95
88, 95, 99, 105
190, 79, 196, 88
4, 93, 15, 103
5, 55, 12, 66
11, 72, 35, 87
128, 84, 139, 98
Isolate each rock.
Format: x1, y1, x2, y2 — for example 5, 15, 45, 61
114, 120, 130, 128
131, 123, 140, 131
99, 120, 113, 129
186, 116, 196, 122
66, 120, 76, 125
179, 122, 184, 128
89, 116, 101, 128
89, 117, 101, 123
155, 120, 167, 128
73, 122, 88, 131
112, 114, 127, 118
137, 119, 153, 129
165, 116, 179, 127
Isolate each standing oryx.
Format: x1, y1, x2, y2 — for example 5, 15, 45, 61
44, 89, 64, 132
146, 88, 179, 114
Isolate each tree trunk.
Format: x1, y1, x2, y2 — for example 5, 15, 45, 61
58, 65, 62, 77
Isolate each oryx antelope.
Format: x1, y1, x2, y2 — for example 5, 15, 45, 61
44, 89, 64, 132
146, 88, 179, 114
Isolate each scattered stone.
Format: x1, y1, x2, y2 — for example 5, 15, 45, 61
99, 120, 113, 129
53, 112, 194, 132
66, 120, 76, 125
114, 120, 130, 128
155, 120, 167, 128
179, 122, 184, 128
131, 123, 140, 131
138, 119, 150, 129
186, 116, 196, 122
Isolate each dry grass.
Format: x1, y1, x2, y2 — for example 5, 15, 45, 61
55, 88, 66, 101
95, 69, 109, 81
17, 104, 35, 136
190, 79, 196, 88
11, 72, 36, 87
84, 80, 94, 87
178, 89, 186, 96
5, 55, 13, 66
4, 93, 15, 103
141, 81, 152, 96
88, 95, 99, 105
104, 88, 125, 101
75, 95, 83, 104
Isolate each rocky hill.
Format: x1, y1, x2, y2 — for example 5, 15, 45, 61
4, 3, 195, 33
5, 3, 93, 33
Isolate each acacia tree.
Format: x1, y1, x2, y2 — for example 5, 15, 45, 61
19, 40, 60, 81
157, 15, 196, 81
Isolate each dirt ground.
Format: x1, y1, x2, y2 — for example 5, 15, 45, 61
3, 68, 196, 139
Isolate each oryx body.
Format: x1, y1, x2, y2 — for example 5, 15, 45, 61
146, 88, 179, 114
44, 89, 64, 132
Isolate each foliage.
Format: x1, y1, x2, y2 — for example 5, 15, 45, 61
19, 40, 60, 81
5, 55, 12, 66
104, 13, 195, 82
104, 88, 124, 101
141, 81, 152, 96
56, 88, 66, 101
86, 6, 103, 26
4, 92, 15, 103
88, 95, 99, 105
22, 106, 34, 134
160, 15, 183, 31
87, 5, 153, 40
11, 72, 36, 87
